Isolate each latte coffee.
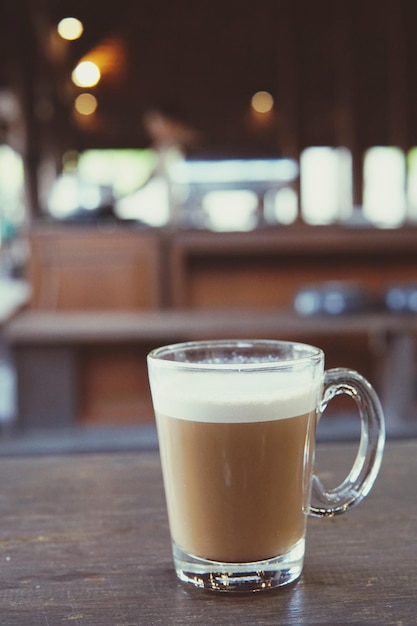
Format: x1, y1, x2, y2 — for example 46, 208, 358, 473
148, 339, 385, 592
154, 369, 318, 564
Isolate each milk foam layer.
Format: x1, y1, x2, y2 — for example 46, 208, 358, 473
151, 369, 321, 423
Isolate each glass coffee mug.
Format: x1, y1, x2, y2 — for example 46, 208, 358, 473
147, 340, 385, 592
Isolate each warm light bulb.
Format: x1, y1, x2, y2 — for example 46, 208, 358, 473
251, 91, 274, 114
57, 17, 84, 41
74, 93, 98, 115
72, 61, 101, 88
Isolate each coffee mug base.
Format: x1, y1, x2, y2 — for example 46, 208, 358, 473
172, 539, 304, 592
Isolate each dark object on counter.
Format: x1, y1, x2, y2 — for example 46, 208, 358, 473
294, 281, 371, 316
384, 285, 417, 313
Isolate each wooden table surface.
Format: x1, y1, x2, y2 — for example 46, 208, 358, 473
0, 440, 416, 625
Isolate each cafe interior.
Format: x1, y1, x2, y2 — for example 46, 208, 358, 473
1, 0, 417, 454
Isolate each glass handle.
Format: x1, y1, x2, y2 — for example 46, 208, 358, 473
309, 368, 386, 518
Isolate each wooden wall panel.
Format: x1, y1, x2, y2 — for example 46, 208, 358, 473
27, 226, 164, 311
168, 227, 417, 309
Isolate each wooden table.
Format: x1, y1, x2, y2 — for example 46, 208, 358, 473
0, 440, 416, 625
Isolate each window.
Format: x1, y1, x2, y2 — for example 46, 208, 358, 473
362, 147, 406, 228
406, 147, 417, 222
0, 145, 25, 246
48, 149, 158, 222
300, 147, 353, 225
264, 187, 298, 225
202, 190, 258, 231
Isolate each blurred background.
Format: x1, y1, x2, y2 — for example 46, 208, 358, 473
1, 0, 417, 453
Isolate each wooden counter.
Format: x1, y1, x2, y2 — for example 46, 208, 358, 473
5, 309, 417, 436
0, 440, 415, 625
27, 225, 164, 310
11, 224, 417, 430
168, 226, 417, 308
27, 224, 417, 311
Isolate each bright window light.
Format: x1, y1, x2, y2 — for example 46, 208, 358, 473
300, 147, 353, 224
77, 149, 156, 197
47, 175, 108, 219
264, 187, 298, 225
171, 159, 298, 185
202, 190, 258, 231
0, 145, 25, 240
62, 149, 165, 226
116, 178, 170, 227
48, 174, 81, 218
363, 147, 406, 227
407, 148, 417, 222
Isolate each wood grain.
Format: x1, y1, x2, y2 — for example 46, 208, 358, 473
0, 441, 415, 624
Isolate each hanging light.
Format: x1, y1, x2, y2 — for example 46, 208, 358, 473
57, 17, 84, 41
251, 91, 274, 114
72, 61, 101, 88
74, 93, 98, 116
